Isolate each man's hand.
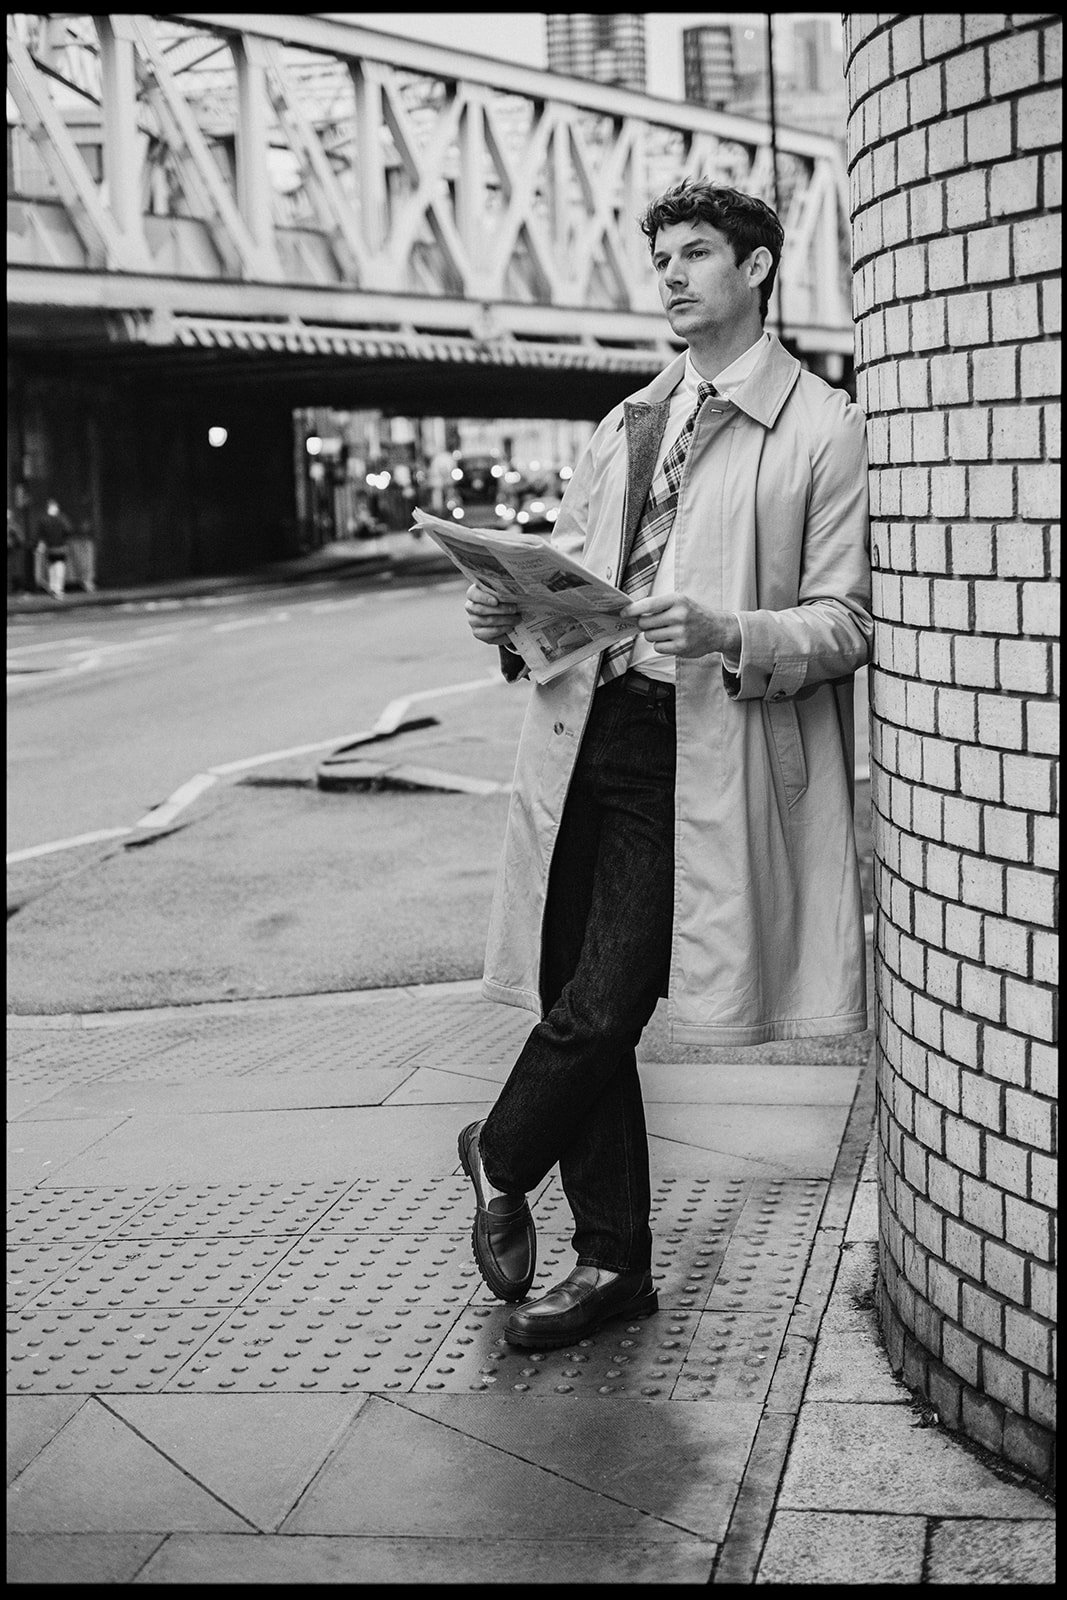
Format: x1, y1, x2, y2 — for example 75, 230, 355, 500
465, 581, 521, 645
622, 594, 741, 659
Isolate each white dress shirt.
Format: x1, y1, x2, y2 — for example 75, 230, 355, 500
629, 332, 770, 682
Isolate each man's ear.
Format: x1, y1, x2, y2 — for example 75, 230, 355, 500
747, 246, 773, 288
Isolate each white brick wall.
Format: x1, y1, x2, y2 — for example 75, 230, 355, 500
845, 12, 1060, 1485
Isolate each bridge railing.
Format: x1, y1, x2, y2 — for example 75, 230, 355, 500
7, 12, 854, 359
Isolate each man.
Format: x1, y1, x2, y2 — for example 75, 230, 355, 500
36, 498, 73, 599
458, 180, 871, 1350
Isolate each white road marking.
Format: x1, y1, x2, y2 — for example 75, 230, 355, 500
134, 771, 220, 830
7, 827, 134, 862
7, 671, 505, 862
6, 636, 98, 656
211, 613, 289, 633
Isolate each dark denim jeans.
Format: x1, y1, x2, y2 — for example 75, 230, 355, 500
479, 674, 676, 1274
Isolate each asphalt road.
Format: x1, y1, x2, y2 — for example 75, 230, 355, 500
7, 569, 532, 1013
6, 565, 475, 855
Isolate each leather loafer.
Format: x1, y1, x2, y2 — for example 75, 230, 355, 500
504, 1263, 658, 1349
458, 1120, 536, 1302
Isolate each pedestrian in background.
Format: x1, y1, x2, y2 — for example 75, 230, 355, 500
459, 179, 872, 1349
67, 492, 98, 593
7, 506, 26, 594
36, 497, 72, 599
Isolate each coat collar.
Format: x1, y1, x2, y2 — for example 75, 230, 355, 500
627, 334, 801, 429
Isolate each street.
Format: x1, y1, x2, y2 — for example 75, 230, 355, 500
6, 567, 475, 856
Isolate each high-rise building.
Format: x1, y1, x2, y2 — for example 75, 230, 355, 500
682, 21, 765, 111
683, 16, 845, 141
545, 13, 647, 93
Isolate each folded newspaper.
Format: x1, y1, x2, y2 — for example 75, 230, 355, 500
412, 508, 637, 683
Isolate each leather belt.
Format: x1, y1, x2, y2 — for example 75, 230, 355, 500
620, 670, 675, 703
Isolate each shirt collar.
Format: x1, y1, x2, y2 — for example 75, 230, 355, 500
684, 332, 770, 399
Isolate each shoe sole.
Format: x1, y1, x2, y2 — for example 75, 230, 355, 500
503, 1289, 660, 1349
457, 1127, 533, 1304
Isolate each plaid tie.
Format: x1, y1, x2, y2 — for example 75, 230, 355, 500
600, 380, 717, 683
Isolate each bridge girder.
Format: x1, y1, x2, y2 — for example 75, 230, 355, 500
7, 12, 856, 382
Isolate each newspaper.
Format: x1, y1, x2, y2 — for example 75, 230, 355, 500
412, 508, 637, 683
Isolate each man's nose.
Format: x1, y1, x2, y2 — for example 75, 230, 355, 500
664, 259, 686, 287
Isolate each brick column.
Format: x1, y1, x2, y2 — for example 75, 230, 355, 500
844, 13, 1059, 1484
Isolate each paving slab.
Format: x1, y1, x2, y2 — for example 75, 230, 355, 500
818, 1241, 880, 1334
7, 1116, 131, 1187
926, 1518, 1057, 1584
639, 1061, 861, 1104
755, 1509, 926, 1585
7, 1532, 166, 1585
108, 1393, 368, 1532
6, 1395, 86, 1483
132, 1532, 716, 1585
280, 1393, 696, 1540
844, 1174, 879, 1242
777, 1402, 1056, 1520
28, 1102, 496, 1185
803, 1329, 910, 1405
6, 1398, 254, 1532
399, 1392, 760, 1541
18, 1064, 414, 1119
645, 1102, 851, 1177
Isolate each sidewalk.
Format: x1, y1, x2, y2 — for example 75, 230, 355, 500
7, 530, 451, 617
6, 985, 1053, 1585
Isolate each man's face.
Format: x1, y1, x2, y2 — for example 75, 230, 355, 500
652, 219, 762, 337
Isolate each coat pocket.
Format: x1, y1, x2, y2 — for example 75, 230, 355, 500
763, 698, 808, 808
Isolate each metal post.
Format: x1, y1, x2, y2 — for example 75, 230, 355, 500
765, 13, 785, 341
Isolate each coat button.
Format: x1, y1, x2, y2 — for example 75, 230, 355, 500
771, 691, 787, 700
553, 721, 565, 734
606, 568, 614, 580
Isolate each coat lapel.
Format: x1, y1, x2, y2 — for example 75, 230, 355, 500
620, 400, 671, 569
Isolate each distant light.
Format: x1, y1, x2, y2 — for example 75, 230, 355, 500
306, 435, 323, 456
504, 469, 522, 484
451, 466, 464, 480
516, 511, 529, 524
528, 459, 541, 472
546, 508, 558, 522
207, 426, 228, 448
490, 464, 504, 478
451, 506, 465, 519
559, 466, 573, 480
529, 500, 545, 514
364, 471, 391, 490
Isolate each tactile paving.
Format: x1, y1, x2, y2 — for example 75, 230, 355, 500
415, 1305, 700, 1397
166, 1302, 464, 1392
7, 1307, 228, 1393
6, 1175, 828, 1397
247, 1234, 480, 1310
8, 1241, 101, 1307
7, 1187, 161, 1246
709, 1181, 826, 1313
113, 1181, 354, 1238
23, 1236, 297, 1310
312, 1175, 557, 1234
673, 1309, 791, 1402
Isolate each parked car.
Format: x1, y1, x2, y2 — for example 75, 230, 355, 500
514, 492, 562, 532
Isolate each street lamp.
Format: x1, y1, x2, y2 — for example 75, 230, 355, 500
765, 12, 786, 342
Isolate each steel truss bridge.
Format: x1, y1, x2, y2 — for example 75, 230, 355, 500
7, 11, 854, 412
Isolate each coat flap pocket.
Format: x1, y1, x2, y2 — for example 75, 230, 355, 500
764, 698, 808, 807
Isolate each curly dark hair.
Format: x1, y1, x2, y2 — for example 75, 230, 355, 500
639, 179, 785, 323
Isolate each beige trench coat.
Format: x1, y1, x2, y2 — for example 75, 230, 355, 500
483, 336, 873, 1046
